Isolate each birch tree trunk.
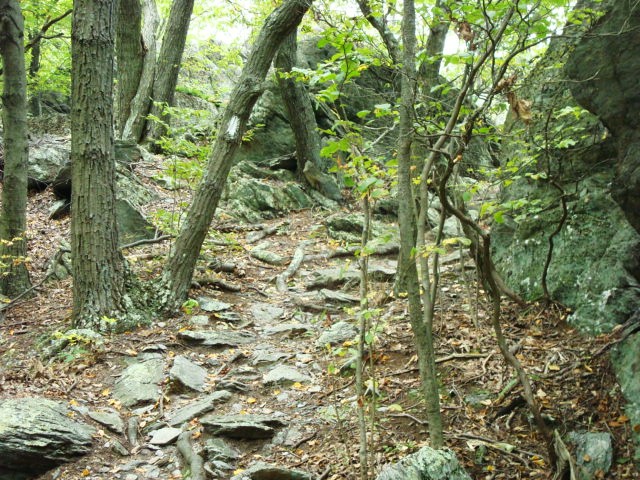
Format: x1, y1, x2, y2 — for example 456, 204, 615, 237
0, 0, 31, 296
161, 0, 314, 310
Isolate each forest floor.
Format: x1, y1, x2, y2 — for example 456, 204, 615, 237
0, 164, 638, 480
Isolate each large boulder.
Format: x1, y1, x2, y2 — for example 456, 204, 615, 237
493, 0, 640, 333
0, 398, 94, 478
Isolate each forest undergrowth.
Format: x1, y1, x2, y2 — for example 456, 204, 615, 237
0, 176, 636, 480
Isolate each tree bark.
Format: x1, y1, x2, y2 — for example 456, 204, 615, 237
120, 0, 159, 142
0, 0, 31, 296
275, 29, 323, 174
145, 0, 194, 142
161, 0, 314, 310
397, 0, 444, 449
70, 0, 126, 328
115, 0, 144, 137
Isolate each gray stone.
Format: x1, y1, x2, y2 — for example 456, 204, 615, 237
250, 303, 285, 325
113, 353, 165, 407
170, 355, 208, 392
252, 350, 290, 366
315, 321, 357, 347
166, 391, 232, 427
178, 329, 255, 347
264, 323, 310, 338
88, 409, 125, 434
116, 198, 156, 246
567, 431, 613, 480
319, 289, 359, 304
272, 426, 310, 448
230, 462, 313, 480
189, 315, 210, 326
198, 297, 232, 312
263, 366, 312, 386
200, 414, 286, 439
375, 446, 471, 480
27, 135, 69, 188
204, 438, 240, 462
305, 267, 359, 290
149, 427, 182, 445
0, 398, 94, 477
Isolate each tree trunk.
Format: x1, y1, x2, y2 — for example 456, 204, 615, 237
120, 0, 159, 142
70, 0, 126, 328
397, 0, 444, 449
27, 30, 42, 116
275, 29, 323, 174
115, 0, 144, 137
145, 0, 194, 142
161, 0, 314, 310
0, 0, 31, 297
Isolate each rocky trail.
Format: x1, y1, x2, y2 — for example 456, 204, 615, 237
0, 172, 637, 480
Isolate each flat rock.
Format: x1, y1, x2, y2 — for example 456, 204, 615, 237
315, 321, 357, 347
319, 288, 359, 304
252, 350, 290, 366
149, 427, 182, 445
113, 353, 165, 407
305, 267, 359, 290
264, 323, 310, 338
166, 391, 232, 427
376, 446, 471, 480
88, 409, 125, 434
263, 366, 312, 386
198, 296, 232, 312
0, 398, 94, 477
250, 303, 285, 325
200, 414, 286, 439
170, 355, 208, 392
178, 329, 255, 347
231, 461, 313, 480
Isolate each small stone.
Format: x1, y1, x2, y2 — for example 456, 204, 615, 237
88, 409, 125, 434
169, 355, 208, 392
250, 303, 285, 325
315, 321, 357, 347
264, 323, 310, 338
252, 349, 289, 366
149, 427, 182, 445
189, 315, 210, 326
198, 297, 232, 312
166, 391, 232, 427
263, 365, 312, 386
178, 329, 255, 347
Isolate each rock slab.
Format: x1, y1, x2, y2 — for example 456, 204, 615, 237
170, 355, 208, 392
113, 353, 165, 407
0, 398, 94, 477
200, 414, 286, 440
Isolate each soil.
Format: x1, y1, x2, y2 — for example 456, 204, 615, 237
0, 160, 637, 480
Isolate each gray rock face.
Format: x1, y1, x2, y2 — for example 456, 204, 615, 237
567, 431, 613, 480
0, 398, 94, 477
263, 366, 312, 386
27, 135, 69, 189
113, 353, 165, 407
230, 462, 313, 480
316, 321, 357, 347
611, 330, 640, 462
166, 391, 232, 427
264, 323, 310, 338
170, 355, 208, 392
204, 437, 240, 462
375, 447, 471, 480
178, 329, 256, 347
200, 414, 286, 439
